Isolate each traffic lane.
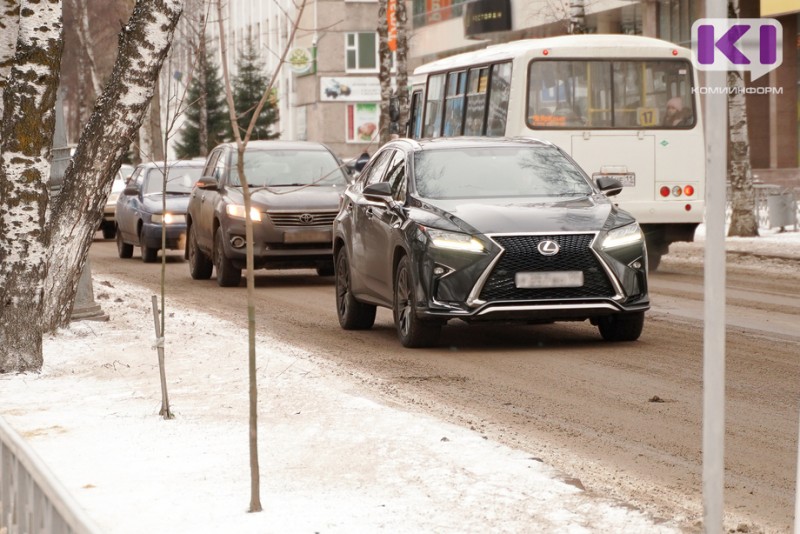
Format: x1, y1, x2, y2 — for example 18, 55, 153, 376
88, 237, 799, 531
649, 259, 800, 341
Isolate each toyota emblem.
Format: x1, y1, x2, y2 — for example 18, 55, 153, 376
537, 240, 560, 256
299, 213, 315, 224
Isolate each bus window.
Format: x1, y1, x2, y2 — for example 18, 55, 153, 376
409, 90, 424, 139
527, 59, 694, 129
442, 71, 467, 136
423, 74, 445, 137
464, 67, 489, 136
486, 62, 512, 136
528, 61, 596, 128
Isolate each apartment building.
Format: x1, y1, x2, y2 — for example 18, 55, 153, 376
172, 0, 799, 179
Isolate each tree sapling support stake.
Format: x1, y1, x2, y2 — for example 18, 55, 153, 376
151, 295, 173, 419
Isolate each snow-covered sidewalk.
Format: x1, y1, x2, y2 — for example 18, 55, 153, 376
0, 275, 681, 534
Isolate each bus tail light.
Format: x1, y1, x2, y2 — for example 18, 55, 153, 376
660, 185, 697, 198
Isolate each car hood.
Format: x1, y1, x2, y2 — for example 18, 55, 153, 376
142, 194, 191, 214
244, 185, 345, 210
410, 195, 628, 235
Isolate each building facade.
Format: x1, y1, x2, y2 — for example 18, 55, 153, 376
169, 0, 800, 182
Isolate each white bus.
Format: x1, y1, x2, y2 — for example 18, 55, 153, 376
407, 34, 704, 270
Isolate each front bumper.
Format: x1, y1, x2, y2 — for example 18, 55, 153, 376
141, 222, 186, 250
219, 220, 333, 269
412, 232, 649, 323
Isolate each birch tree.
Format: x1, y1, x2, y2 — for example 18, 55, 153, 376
0, 0, 62, 373
0, 0, 185, 373
378, 0, 408, 145
726, 0, 758, 237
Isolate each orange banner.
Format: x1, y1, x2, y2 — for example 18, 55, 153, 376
388, 0, 397, 52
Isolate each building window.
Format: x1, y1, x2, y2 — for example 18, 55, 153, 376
346, 32, 378, 72
658, 0, 696, 47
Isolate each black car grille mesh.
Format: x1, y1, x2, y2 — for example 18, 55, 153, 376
479, 234, 615, 301
267, 210, 338, 227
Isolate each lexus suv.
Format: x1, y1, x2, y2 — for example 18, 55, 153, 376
333, 137, 650, 348
186, 141, 351, 287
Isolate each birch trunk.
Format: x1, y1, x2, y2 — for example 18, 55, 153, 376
395, 0, 408, 133
0, 0, 20, 121
0, 0, 63, 372
726, 70, 758, 237
377, 0, 392, 145
44, 0, 184, 331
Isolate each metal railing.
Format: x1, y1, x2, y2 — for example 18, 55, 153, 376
0, 416, 101, 534
726, 184, 799, 230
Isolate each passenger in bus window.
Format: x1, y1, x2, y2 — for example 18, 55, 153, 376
664, 97, 691, 126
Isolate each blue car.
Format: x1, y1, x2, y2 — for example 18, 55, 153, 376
115, 160, 204, 262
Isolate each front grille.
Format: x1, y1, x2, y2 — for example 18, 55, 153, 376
267, 210, 338, 227
479, 234, 615, 301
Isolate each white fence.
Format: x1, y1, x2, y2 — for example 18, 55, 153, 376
0, 417, 101, 534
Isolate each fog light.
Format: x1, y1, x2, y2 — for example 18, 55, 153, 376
630, 260, 642, 270
433, 266, 446, 276
230, 236, 246, 249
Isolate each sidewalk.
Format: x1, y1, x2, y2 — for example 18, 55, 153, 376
0, 275, 681, 533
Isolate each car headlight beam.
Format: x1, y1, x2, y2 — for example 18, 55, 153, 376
226, 204, 262, 222
602, 223, 643, 249
151, 213, 186, 224
424, 227, 485, 253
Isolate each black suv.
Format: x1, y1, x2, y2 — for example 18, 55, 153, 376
333, 137, 650, 347
186, 141, 350, 287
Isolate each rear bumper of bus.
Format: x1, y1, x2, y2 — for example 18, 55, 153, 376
625, 199, 704, 225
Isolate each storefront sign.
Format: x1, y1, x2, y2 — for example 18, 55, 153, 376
288, 47, 315, 75
347, 103, 379, 143
464, 0, 512, 37
321, 77, 381, 102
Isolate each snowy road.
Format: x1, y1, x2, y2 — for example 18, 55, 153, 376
88, 237, 800, 533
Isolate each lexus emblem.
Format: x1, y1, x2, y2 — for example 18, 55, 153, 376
537, 240, 560, 256
299, 213, 315, 224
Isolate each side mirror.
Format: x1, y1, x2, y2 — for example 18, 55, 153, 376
123, 185, 139, 196
596, 176, 623, 197
363, 181, 393, 203
196, 176, 219, 191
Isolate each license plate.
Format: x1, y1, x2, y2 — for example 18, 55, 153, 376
515, 271, 584, 289
593, 173, 635, 187
283, 230, 331, 244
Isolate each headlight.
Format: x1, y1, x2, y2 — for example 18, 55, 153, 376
151, 213, 186, 224
424, 227, 485, 253
226, 204, 262, 222
601, 223, 643, 249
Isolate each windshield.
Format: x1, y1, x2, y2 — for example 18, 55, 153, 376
143, 166, 202, 194
231, 149, 350, 187
527, 59, 695, 129
413, 146, 593, 200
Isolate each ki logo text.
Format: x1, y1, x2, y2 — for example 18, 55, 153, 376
691, 18, 782, 80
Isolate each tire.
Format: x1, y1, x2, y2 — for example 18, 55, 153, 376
116, 227, 133, 259
393, 255, 440, 348
335, 248, 376, 330
101, 223, 116, 239
316, 262, 335, 277
187, 225, 213, 280
141, 245, 158, 263
597, 312, 645, 342
214, 228, 241, 287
